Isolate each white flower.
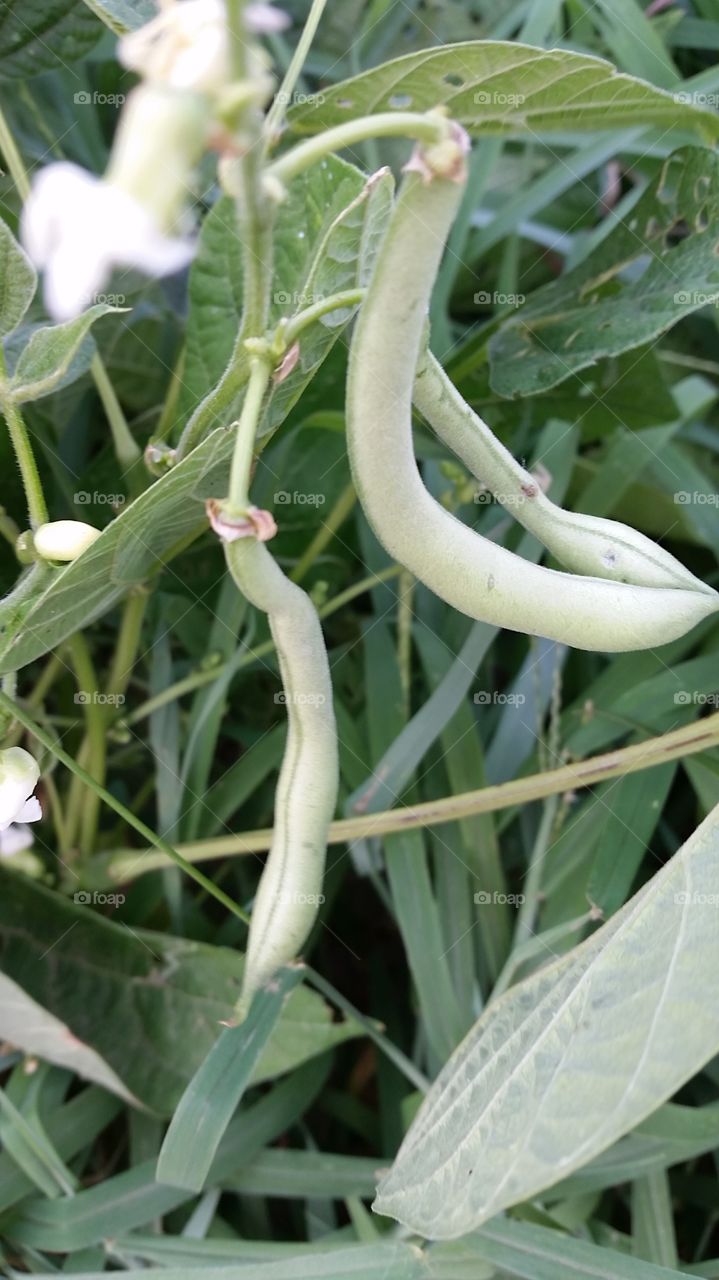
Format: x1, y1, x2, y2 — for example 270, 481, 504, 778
119, 0, 229, 93
34, 520, 102, 562
0, 823, 35, 856
22, 161, 194, 322
118, 0, 288, 93
0, 748, 41, 833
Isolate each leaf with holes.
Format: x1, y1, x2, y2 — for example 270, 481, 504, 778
286, 41, 719, 140
374, 801, 719, 1239
489, 146, 719, 397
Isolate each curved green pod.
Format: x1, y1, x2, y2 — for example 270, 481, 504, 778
226, 539, 338, 1016
414, 350, 712, 596
346, 135, 719, 652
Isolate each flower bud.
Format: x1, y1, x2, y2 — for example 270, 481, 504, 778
34, 520, 101, 562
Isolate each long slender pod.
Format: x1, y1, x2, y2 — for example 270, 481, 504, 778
346, 129, 718, 652
414, 351, 711, 595
225, 539, 338, 1016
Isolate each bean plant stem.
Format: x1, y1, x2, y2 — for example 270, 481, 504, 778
95, 713, 719, 883
264, 0, 329, 143
227, 358, 272, 511
64, 633, 107, 859
0, 385, 48, 529
290, 482, 356, 583
268, 112, 449, 186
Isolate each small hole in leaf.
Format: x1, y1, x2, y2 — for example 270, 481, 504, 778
696, 205, 709, 232
695, 174, 710, 201
664, 218, 690, 249
645, 216, 662, 238
444, 72, 464, 86
336, 98, 353, 109
388, 93, 413, 109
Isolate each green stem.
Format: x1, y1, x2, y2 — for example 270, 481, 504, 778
0, 105, 30, 199
290, 481, 356, 583
227, 357, 272, 511
282, 288, 365, 347
0, 505, 20, 547
93, 712, 719, 884
264, 0, 329, 143
305, 967, 429, 1093
105, 589, 148, 703
268, 112, 448, 186
513, 794, 560, 946
0, 690, 248, 925
90, 354, 142, 478
122, 565, 402, 725
64, 633, 106, 858
0, 352, 48, 530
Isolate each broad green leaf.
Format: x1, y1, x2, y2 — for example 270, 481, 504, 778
0, 424, 231, 673
26, 1244, 426, 1280
0, 222, 36, 338
9, 304, 121, 402
0, 868, 358, 1116
0, 0, 102, 78
7, 1061, 327, 1247
113, 1236, 427, 1273
490, 146, 719, 397
80, 0, 154, 34
374, 802, 719, 1238
178, 157, 392, 434
467, 1216, 695, 1279
157, 965, 304, 1191
285, 41, 719, 138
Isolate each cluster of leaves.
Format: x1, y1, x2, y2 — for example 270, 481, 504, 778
2, 0, 719, 1276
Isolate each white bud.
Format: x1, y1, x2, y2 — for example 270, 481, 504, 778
34, 520, 101, 562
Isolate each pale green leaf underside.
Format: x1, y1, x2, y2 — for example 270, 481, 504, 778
286, 41, 719, 140
0, 222, 36, 338
374, 802, 719, 1238
490, 146, 719, 397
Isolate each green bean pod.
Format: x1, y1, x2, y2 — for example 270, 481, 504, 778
226, 539, 338, 1016
414, 351, 712, 595
346, 135, 718, 652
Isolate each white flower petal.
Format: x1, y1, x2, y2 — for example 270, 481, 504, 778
0, 748, 40, 832
22, 163, 195, 321
17, 797, 42, 824
0, 824, 35, 856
